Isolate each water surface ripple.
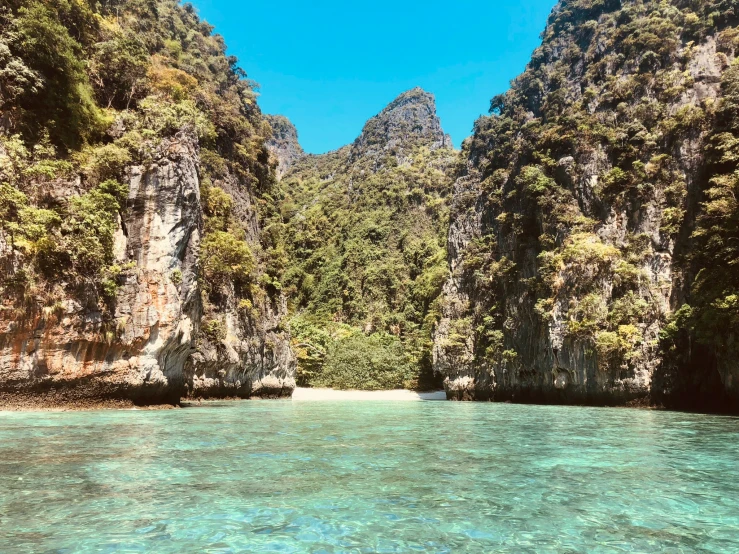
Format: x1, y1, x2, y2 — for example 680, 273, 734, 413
1, 401, 738, 553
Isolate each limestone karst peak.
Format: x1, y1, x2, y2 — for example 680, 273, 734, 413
351, 87, 452, 161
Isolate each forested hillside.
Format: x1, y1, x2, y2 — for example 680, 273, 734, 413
270, 89, 458, 390
0, 0, 294, 406
434, 0, 739, 410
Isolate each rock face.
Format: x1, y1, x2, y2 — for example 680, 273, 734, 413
0, 135, 201, 405
186, 292, 296, 399
265, 115, 305, 178
0, 133, 295, 406
185, 167, 296, 399
351, 87, 452, 164
433, 0, 739, 411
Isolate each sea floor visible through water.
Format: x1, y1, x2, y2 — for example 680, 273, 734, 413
1, 399, 738, 553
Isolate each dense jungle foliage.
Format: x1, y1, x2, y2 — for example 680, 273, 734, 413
0, 0, 275, 319
270, 113, 458, 389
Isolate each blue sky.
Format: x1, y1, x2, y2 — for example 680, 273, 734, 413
191, 0, 555, 154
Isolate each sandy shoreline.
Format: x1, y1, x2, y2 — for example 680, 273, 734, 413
291, 388, 447, 401
0, 388, 448, 412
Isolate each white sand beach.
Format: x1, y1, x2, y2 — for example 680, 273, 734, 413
292, 388, 447, 401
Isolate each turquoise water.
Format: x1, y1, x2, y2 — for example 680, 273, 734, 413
1, 401, 738, 553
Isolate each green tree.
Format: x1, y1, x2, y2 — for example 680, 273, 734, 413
315, 333, 415, 391
9, 1, 104, 149
89, 31, 150, 109
200, 231, 254, 290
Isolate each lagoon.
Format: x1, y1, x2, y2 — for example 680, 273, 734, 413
1, 401, 738, 553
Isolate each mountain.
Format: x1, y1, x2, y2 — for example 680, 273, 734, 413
349, 87, 452, 163
269, 88, 458, 390
0, 0, 294, 407
433, 0, 739, 411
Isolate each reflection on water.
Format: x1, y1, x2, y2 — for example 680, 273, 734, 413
1, 401, 738, 553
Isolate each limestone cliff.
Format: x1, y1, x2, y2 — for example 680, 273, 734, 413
0, 132, 295, 406
0, 134, 201, 405
433, 0, 739, 411
0, 0, 295, 407
265, 115, 305, 178
350, 87, 452, 166
186, 158, 296, 399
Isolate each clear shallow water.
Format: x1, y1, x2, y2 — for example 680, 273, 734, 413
1, 402, 738, 553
